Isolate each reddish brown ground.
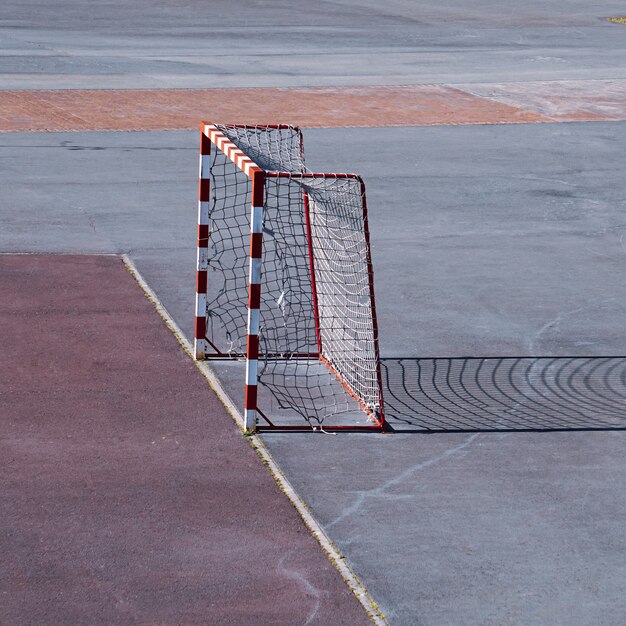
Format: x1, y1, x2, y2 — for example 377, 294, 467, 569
0, 86, 539, 131
0, 254, 370, 626
1, 81, 626, 131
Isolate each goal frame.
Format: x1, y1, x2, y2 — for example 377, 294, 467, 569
194, 122, 385, 433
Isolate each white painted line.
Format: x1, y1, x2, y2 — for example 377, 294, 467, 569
121, 253, 388, 626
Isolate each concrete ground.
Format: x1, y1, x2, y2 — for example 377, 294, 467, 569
2, 1, 626, 624
2, 0, 626, 89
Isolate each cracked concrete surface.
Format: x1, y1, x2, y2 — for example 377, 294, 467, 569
326, 434, 481, 530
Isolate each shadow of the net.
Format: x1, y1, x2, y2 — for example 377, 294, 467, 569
381, 356, 626, 432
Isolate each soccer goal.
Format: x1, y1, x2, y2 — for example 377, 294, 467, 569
194, 123, 384, 433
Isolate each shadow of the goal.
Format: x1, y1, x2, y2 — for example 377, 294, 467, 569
381, 356, 626, 432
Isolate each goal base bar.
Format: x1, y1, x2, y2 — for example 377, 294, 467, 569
255, 408, 385, 432
256, 423, 385, 433
199, 352, 321, 360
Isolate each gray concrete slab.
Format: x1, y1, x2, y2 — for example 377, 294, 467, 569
304, 124, 626, 358
267, 430, 626, 625
2, 0, 626, 89
0, 131, 198, 320
1, 123, 625, 623
3, 124, 625, 356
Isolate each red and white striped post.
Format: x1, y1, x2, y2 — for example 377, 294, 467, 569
243, 168, 265, 433
194, 125, 211, 360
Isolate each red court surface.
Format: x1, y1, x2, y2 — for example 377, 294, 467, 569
0, 254, 370, 625
2, 80, 626, 132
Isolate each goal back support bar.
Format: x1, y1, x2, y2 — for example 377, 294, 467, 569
194, 122, 385, 433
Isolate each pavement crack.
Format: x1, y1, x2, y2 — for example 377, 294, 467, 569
527, 299, 615, 353
327, 433, 480, 530
277, 552, 323, 625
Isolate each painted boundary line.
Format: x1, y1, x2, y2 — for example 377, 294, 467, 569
120, 254, 388, 626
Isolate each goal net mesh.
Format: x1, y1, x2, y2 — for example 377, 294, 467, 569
204, 124, 382, 427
